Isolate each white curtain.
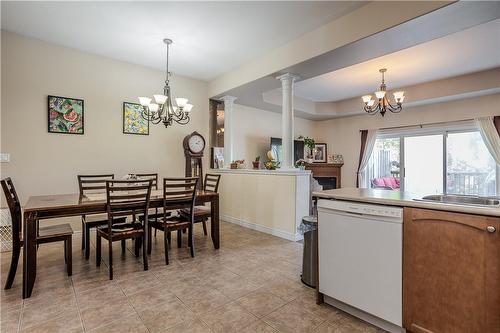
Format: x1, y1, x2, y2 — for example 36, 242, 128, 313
358, 129, 379, 188
475, 116, 500, 165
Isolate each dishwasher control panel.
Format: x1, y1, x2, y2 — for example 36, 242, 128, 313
317, 199, 403, 220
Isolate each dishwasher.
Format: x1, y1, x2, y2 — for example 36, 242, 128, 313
317, 199, 403, 331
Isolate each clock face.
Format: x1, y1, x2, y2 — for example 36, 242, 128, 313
188, 134, 205, 153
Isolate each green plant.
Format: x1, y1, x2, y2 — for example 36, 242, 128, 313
255, 156, 260, 162
298, 135, 315, 150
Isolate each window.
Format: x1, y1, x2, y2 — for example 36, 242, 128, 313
367, 123, 498, 196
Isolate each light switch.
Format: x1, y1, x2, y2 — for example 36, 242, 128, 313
0, 153, 10, 163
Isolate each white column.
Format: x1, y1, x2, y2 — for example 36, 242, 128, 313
277, 73, 299, 169
220, 95, 237, 166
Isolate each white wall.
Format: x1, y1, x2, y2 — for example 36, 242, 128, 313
315, 93, 500, 187
231, 104, 316, 165
1, 31, 209, 205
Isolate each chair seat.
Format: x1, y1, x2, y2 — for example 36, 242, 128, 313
139, 211, 171, 222
38, 223, 73, 239
150, 215, 190, 231
179, 206, 210, 219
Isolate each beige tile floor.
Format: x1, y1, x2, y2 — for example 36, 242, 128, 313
1, 222, 386, 333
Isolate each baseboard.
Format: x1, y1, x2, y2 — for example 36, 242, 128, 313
221, 214, 303, 241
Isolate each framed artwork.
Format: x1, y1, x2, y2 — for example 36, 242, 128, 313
123, 102, 149, 135
48, 95, 84, 134
313, 143, 327, 163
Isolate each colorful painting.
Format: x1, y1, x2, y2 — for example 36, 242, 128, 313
48, 95, 84, 134
123, 102, 149, 135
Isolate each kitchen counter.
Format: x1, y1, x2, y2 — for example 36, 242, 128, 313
313, 187, 500, 217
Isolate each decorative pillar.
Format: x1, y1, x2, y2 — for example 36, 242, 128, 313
220, 95, 237, 167
277, 73, 299, 169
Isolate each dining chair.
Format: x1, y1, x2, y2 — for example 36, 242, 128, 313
78, 174, 126, 260
1, 178, 73, 289
148, 177, 198, 265
96, 179, 152, 280
135, 173, 170, 238
179, 174, 221, 235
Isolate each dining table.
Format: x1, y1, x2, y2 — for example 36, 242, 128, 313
21, 189, 219, 299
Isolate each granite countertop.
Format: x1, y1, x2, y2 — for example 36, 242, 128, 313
313, 188, 500, 217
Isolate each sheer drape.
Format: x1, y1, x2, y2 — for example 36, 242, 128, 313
356, 129, 379, 188
475, 116, 500, 165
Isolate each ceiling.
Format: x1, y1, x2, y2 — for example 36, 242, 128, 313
293, 18, 500, 102
0, 1, 365, 81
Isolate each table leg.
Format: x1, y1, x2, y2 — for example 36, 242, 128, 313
23, 211, 37, 299
210, 196, 220, 249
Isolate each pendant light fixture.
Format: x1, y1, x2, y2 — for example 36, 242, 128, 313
362, 69, 404, 117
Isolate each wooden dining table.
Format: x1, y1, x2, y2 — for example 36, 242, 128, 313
22, 190, 219, 299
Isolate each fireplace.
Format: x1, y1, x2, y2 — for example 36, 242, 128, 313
305, 163, 342, 189
314, 176, 337, 190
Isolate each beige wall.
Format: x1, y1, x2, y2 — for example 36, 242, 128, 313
231, 104, 316, 165
1, 31, 209, 206
315, 93, 500, 188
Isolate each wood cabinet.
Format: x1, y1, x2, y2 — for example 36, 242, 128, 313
403, 208, 500, 333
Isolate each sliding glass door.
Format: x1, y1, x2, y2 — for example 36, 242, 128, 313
404, 134, 443, 194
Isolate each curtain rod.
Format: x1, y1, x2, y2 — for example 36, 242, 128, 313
360, 118, 474, 132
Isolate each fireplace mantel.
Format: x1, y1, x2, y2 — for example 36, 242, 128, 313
305, 163, 343, 189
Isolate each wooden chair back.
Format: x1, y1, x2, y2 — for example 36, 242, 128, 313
105, 180, 153, 230
135, 173, 158, 190
204, 174, 221, 193
163, 177, 198, 219
1, 178, 22, 246
78, 174, 114, 195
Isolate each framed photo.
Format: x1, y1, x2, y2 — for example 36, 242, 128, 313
48, 95, 84, 134
333, 154, 344, 165
313, 143, 327, 163
123, 102, 149, 135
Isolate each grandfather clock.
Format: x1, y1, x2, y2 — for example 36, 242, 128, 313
183, 131, 206, 190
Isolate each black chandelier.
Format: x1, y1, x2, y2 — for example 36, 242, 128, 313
138, 38, 193, 128
362, 68, 404, 117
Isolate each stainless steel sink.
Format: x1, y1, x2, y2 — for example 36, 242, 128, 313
418, 194, 500, 206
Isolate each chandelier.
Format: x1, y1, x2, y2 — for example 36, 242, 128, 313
361, 68, 404, 117
138, 38, 193, 127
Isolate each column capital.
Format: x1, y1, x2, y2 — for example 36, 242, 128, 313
219, 95, 237, 104
276, 73, 300, 83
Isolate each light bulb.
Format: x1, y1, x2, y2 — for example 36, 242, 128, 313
153, 94, 167, 105
175, 98, 188, 108
361, 95, 372, 104
138, 97, 152, 106
375, 91, 386, 99
183, 104, 193, 113
148, 103, 159, 112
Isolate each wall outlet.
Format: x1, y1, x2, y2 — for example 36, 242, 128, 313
0, 153, 10, 163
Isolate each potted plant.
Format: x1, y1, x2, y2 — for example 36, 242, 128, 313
295, 159, 306, 170
298, 135, 316, 163
252, 156, 260, 169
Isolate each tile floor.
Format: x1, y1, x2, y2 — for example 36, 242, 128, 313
1, 221, 385, 333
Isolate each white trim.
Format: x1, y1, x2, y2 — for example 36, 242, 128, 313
221, 214, 303, 241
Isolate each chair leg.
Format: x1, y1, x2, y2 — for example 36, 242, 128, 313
4, 244, 20, 290
182, 229, 186, 234
189, 225, 195, 258
154, 228, 157, 238
121, 239, 126, 255
66, 237, 72, 276
96, 234, 101, 267
167, 232, 171, 247
108, 240, 113, 280
134, 237, 141, 257
202, 220, 208, 236
64, 240, 67, 264
177, 230, 182, 248
81, 220, 85, 250
164, 227, 169, 265
85, 225, 91, 260
147, 225, 152, 255
142, 234, 148, 271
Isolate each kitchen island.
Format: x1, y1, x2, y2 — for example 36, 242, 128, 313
313, 188, 500, 333
211, 168, 311, 241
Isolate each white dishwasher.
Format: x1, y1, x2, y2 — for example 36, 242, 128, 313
317, 199, 403, 330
